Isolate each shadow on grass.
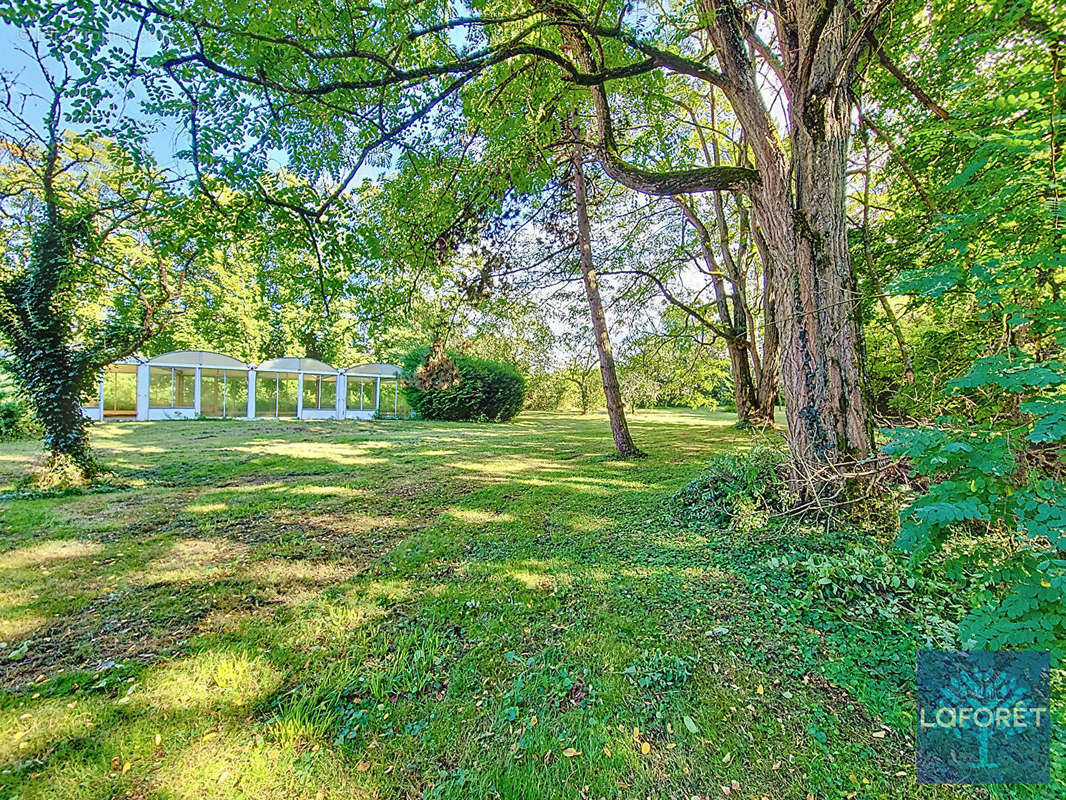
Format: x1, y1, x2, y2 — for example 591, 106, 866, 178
0, 411, 989, 800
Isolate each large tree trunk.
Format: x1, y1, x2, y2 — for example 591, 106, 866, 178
569, 136, 646, 458
705, 0, 874, 485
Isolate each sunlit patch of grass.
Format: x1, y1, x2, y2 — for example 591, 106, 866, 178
0, 697, 97, 764
446, 508, 515, 525
289, 485, 366, 498
184, 501, 229, 514
138, 649, 283, 715
135, 538, 249, 584
0, 610, 47, 642
0, 540, 104, 571
499, 565, 564, 592
155, 730, 358, 800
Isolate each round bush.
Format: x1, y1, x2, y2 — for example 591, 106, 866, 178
401, 347, 525, 422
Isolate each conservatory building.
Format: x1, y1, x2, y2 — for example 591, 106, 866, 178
79, 351, 412, 422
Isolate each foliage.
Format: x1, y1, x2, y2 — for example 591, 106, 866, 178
401, 346, 525, 422
0, 369, 38, 440
870, 0, 1066, 663
622, 649, 696, 731
672, 445, 793, 533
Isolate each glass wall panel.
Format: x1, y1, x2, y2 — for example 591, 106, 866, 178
346, 377, 378, 411
149, 367, 172, 408
225, 373, 247, 417
103, 368, 137, 417
302, 375, 337, 410
302, 377, 318, 409
277, 372, 298, 417
201, 368, 246, 417
256, 371, 278, 416
174, 368, 195, 407
396, 386, 412, 417
320, 376, 336, 409
200, 369, 224, 417
346, 376, 361, 410
150, 366, 197, 409
379, 378, 398, 416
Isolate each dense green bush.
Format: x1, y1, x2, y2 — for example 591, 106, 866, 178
672, 445, 792, 533
0, 370, 39, 441
401, 346, 525, 422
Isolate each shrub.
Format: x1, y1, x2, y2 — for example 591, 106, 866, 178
672, 445, 792, 533
0, 396, 40, 441
401, 346, 525, 422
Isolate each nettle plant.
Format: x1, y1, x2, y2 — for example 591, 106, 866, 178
885, 351, 1066, 663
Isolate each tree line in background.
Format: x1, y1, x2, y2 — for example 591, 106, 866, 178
0, 1, 1062, 653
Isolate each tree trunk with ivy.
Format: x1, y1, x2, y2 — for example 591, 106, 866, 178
1, 201, 98, 477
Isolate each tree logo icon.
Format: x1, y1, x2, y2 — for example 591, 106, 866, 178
917, 650, 1050, 785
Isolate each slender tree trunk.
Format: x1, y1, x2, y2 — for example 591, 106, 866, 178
861, 137, 915, 385
751, 225, 779, 425
675, 199, 761, 424
569, 134, 645, 458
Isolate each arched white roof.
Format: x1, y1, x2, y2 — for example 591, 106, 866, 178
345, 362, 402, 377
148, 350, 247, 369
257, 356, 338, 374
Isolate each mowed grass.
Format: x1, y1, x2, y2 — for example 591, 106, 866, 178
0, 411, 984, 799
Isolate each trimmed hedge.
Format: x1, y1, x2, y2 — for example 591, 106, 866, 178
401, 347, 525, 422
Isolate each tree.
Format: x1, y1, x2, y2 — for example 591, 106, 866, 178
568, 130, 643, 456
108, 0, 914, 486
0, 43, 206, 476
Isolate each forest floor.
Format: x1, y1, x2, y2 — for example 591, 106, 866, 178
0, 411, 1025, 799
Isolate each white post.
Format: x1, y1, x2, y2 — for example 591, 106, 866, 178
135, 363, 149, 421
296, 373, 304, 419
193, 367, 202, 417
336, 373, 346, 420
375, 377, 381, 415
247, 370, 256, 419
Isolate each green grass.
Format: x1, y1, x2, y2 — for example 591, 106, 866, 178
0, 411, 1024, 798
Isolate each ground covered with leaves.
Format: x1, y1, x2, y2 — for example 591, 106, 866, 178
0, 412, 1057, 798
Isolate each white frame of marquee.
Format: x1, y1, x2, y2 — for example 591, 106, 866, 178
79, 351, 410, 422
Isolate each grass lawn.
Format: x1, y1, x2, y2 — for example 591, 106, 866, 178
0, 411, 1026, 798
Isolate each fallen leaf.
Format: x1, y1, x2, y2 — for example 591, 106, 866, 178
640, 741, 651, 755
356, 762, 370, 772
757, 684, 764, 695
563, 747, 581, 758
682, 715, 699, 734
